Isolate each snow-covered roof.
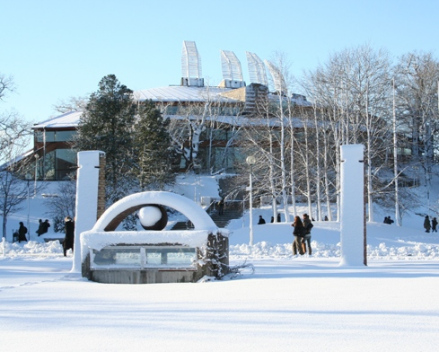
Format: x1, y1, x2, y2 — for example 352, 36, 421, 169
32, 111, 82, 129
32, 86, 311, 130
133, 85, 237, 103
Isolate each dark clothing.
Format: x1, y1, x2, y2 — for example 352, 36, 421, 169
18, 224, 28, 243
36, 220, 50, 236
303, 218, 313, 235
63, 220, 75, 256
42, 220, 50, 234
384, 216, 394, 225
424, 216, 431, 233
432, 218, 438, 232
292, 224, 306, 255
302, 217, 313, 254
218, 199, 224, 216
36, 220, 43, 235
257, 216, 266, 225
293, 224, 305, 237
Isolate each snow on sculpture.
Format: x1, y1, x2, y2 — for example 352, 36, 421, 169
79, 189, 229, 283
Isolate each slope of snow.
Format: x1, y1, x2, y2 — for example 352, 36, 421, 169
1, 175, 439, 351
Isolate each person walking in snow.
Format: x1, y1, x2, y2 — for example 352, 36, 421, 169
36, 219, 50, 236
291, 216, 306, 256
218, 198, 224, 216
258, 215, 266, 225
63, 216, 75, 256
424, 215, 431, 233
42, 219, 50, 234
432, 217, 438, 233
302, 213, 313, 255
36, 219, 44, 236
18, 222, 28, 243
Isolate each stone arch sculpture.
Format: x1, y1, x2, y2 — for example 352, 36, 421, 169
91, 191, 218, 232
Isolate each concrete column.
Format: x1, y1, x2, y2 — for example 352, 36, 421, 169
340, 144, 366, 267
71, 151, 105, 272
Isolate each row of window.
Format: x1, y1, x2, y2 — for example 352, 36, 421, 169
35, 130, 76, 143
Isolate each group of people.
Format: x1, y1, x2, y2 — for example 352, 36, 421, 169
15, 218, 51, 242
14, 216, 74, 257
291, 213, 313, 256
36, 219, 51, 236
424, 215, 437, 233
258, 213, 314, 255
383, 216, 394, 224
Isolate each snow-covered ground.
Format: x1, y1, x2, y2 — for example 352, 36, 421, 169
1, 176, 439, 351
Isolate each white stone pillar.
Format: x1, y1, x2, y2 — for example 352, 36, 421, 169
71, 151, 105, 273
340, 144, 366, 267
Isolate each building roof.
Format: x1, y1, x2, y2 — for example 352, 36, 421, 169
32, 85, 311, 130
32, 111, 82, 129
133, 85, 238, 103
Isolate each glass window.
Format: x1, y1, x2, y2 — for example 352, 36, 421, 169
44, 131, 56, 142
92, 246, 197, 268
55, 131, 76, 142
34, 130, 77, 142
93, 248, 141, 266
145, 247, 196, 266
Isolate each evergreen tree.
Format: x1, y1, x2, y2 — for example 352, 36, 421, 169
133, 101, 175, 190
75, 74, 136, 202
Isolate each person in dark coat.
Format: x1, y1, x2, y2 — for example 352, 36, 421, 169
218, 198, 224, 216
424, 215, 431, 233
302, 213, 313, 255
257, 215, 266, 225
432, 217, 438, 233
36, 219, 44, 236
36, 219, 50, 236
42, 219, 50, 234
63, 216, 75, 256
291, 216, 305, 256
18, 222, 28, 243
384, 216, 394, 225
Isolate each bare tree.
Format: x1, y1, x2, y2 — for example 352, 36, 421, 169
0, 113, 32, 238
0, 74, 15, 102
393, 52, 439, 215
44, 178, 76, 232
301, 45, 392, 222
53, 95, 88, 114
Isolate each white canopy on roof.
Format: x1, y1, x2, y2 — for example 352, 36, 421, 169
133, 85, 236, 103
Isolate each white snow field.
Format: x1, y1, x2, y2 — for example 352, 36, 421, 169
1, 176, 439, 351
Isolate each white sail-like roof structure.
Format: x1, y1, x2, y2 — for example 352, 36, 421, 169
246, 51, 268, 86
181, 41, 202, 79
265, 59, 287, 94
220, 50, 243, 81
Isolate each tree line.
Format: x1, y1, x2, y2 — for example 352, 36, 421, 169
1, 45, 438, 237
237, 46, 439, 225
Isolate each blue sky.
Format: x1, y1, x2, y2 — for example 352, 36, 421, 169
1, 0, 438, 124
